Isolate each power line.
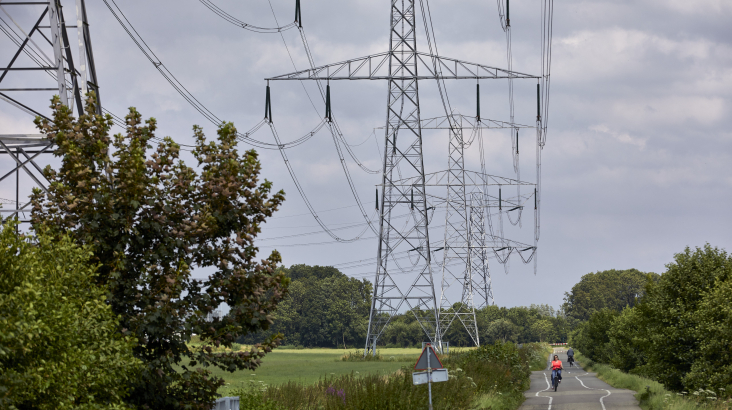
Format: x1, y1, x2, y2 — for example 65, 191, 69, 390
198, 0, 299, 33
100, 0, 318, 151
102, 0, 382, 244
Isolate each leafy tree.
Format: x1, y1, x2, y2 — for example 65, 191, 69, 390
485, 319, 519, 343
29, 96, 288, 409
382, 318, 424, 348
530, 304, 556, 318
286, 264, 343, 281
563, 269, 658, 322
530, 320, 553, 343
474, 305, 568, 344
569, 309, 618, 364
240, 265, 372, 348
634, 245, 731, 391
607, 307, 648, 373
684, 274, 732, 395
0, 221, 141, 410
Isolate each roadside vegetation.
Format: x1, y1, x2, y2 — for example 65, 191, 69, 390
567, 246, 732, 404
575, 351, 730, 410
230, 342, 549, 410
2, 95, 289, 409
0, 222, 140, 410
189, 347, 417, 395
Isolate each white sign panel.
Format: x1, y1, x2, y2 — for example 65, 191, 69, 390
412, 369, 449, 385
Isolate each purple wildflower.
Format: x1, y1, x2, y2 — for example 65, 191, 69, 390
325, 385, 347, 404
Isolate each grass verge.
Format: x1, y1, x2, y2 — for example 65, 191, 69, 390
231, 342, 548, 410
199, 349, 413, 395
575, 351, 731, 410
468, 342, 551, 409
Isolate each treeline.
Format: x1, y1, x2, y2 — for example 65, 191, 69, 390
238, 265, 372, 348
568, 245, 732, 397
385, 303, 568, 347
240, 264, 569, 348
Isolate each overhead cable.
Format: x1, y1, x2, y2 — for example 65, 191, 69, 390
268, 121, 375, 242
198, 0, 299, 33
101, 0, 318, 151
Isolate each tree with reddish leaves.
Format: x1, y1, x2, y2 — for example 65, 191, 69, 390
30, 94, 288, 409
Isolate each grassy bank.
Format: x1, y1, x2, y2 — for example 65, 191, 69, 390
231, 342, 549, 410
191, 348, 420, 395
575, 351, 731, 410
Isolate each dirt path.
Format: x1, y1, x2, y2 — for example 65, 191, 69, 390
518, 348, 641, 410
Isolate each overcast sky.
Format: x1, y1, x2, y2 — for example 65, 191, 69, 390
2, 0, 731, 310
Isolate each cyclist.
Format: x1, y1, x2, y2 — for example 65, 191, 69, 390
567, 347, 575, 367
551, 354, 563, 389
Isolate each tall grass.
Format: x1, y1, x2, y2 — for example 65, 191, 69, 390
340, 349, 420, 362
231, 343, 549, 410
575, 351, 731, 410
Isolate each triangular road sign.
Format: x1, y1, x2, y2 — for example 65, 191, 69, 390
414, 344, 443, 370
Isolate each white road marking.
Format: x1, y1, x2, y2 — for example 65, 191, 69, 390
575, 375, 612, 410
535, 372, 553, 409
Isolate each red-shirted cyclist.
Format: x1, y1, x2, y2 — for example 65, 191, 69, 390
551, 354, 563, 391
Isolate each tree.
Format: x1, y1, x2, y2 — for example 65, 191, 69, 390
607, 307, 648, 373
239, 265, 372, 348
569, 309, 618, 364
30, 96, 288, 409
0, 221, 141, 410
530, 320, 553, 343
563, 269, 658, 322
530, 304, 556, 318
634, 244, 731, 391
286, 264, 343, 281
475, 305, 569, 344
485, 319, 519, 343
684, 274, 732, 395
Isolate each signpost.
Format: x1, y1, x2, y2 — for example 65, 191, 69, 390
412, 343, 449, 410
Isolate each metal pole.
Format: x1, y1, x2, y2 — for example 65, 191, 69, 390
48, 0, 68, 106
75, 0, 88, 96
427, 345, 433, 410
15, 148, 19, 224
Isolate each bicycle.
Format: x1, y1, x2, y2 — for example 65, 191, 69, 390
567, 356, 575, 367
551, 374, 559, 391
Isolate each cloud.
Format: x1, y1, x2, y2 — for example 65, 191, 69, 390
1, 0, 730, 311
589, 124, 646, 149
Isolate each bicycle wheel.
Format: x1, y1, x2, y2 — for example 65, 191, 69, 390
554, 376, 558, 391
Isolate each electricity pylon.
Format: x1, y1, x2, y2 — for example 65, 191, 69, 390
267, 0, 537, 354
0, 0, 100, 222
388, 114, 536, 346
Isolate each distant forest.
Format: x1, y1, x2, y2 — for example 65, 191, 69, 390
238, 264, 654, 348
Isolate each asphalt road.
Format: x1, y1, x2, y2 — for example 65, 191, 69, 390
518, 348, 641, 410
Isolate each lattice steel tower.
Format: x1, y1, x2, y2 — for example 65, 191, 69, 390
0, 0, 100, 222
267, 0, 538, 354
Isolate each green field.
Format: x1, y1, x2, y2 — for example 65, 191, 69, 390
210, 348, 425, 395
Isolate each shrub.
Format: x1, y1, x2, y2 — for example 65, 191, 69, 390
0, 222, 141, 410
242, 342, 542, 409
635, 245, 732, 392
569, 308, 618, 364
340, 350, 382, 362
607, 307, 648, 373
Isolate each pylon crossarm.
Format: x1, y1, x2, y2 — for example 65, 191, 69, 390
266, 51, 539, 81
412, 114, 534, 130
386, 170, 535, 187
